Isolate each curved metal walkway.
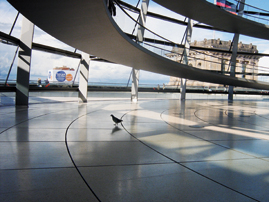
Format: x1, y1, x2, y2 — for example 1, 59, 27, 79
7, 0, 269, 89
154, 0, 269, 40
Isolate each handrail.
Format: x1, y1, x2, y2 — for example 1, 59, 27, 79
115, 0, 177, 45
233, 0, 269, 13
118, 0, 227, 32
211, 0, 269, 24
143, 42, 264, 77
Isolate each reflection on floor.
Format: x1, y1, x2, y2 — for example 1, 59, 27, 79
1, 95, 269, 201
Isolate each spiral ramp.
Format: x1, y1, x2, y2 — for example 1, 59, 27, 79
6, 0, 269, 90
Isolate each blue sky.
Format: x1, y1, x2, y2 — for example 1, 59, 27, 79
1, 0, 269, 84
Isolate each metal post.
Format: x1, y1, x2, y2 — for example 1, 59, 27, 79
73, 58, 81, 85
5, 46, 19, 86
78, 52, 90, 103
16, 16, 34, 106
228, 0, 245, 101
9, 12, 19, 36
136, 0, 149, 43
228, 34, 239, 101
181, 18, 193, 100
131, 0, 149, 102
221, 59, 225, 75
242, 62, 246, 78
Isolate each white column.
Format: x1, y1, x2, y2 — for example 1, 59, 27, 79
16, 16, 34, 106
131, 68, 140, 102
78, 52, 90, 103
131, 0, 149, 102
180, 78, 187, 100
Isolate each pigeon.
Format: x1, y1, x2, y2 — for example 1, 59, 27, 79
111, 114, 123, 126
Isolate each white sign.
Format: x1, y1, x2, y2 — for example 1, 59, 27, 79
48, 70, 76, 83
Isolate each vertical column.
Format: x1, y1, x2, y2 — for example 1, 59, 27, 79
180, 78, 187, 100
78, 52, 90, 103
16, 16, 34, 106
136, 0, 149, 43
131, 68, 139, 102
252, 61, 255, 80
131, 69, 140, 102
131, 0, 149, 103
221, 59, 225, 74
241, 62, 246, 78
228, 0, 245, 101
228, 34, 239, 101
181, 18, 193, 100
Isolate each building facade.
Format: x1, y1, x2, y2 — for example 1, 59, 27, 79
167, 38, 261, 87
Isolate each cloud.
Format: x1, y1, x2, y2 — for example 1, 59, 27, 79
89, 61, 131, 82
258, 49, 269, 70
30, 50, 80, 79
33, 27, 74, 51
0, 1, 22, 37
0, 43, 18, 80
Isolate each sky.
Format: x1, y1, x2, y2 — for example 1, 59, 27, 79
1, 0, 269, 84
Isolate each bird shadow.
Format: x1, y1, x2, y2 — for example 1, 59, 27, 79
111, 126, 122, 134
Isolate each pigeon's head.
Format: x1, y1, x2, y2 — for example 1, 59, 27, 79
110, 114, 114, 117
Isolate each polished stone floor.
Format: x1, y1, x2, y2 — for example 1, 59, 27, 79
1, 94, 269, 201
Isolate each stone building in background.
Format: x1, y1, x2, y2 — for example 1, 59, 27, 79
167, 38, 261, 87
